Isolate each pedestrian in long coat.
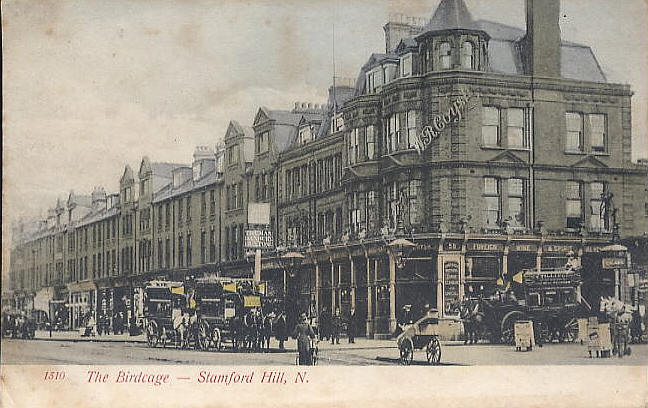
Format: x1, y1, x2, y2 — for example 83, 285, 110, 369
347, 308, 357, 344
331, 308, 342, 345
275, 312, 288, 350
319, 308, 331, 341
292, 313, 316, 365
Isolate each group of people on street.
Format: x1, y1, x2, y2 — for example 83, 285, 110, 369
1, 311, 36, 339
77, 310, 129, 337
317, 307, 358, 344
288, 307, 360, 365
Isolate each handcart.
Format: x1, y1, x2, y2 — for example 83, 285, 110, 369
396, 308, 442, 365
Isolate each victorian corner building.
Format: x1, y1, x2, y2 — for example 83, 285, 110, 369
7, 0, 648, 339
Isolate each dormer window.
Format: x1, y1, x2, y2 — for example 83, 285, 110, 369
439, 42, 451, 70
255, 131, 269, 154
461, 41, 474, 69
366, 67, 384, 94
227, 144, 239, 165
298, 125, 312, 145
331, 113, 344, 133
400, 54, 413, 77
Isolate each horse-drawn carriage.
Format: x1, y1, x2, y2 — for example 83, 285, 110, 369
143, 281, 196, 349
396, 308, 442, 365
459, 267, 584, 345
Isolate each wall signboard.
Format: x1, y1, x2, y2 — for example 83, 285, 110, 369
443, 261, 460, 315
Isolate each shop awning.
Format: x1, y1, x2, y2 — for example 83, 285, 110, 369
67, 281, 97, 293
34, 288, 55, 312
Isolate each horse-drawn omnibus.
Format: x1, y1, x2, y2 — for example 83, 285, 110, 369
192, 277, 273, 352
459, 266, 584, 345
142, 280, 192, 349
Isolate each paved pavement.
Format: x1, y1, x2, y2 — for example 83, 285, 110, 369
3, 333, 647, 365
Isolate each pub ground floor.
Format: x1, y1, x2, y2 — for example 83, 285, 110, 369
7, 233, 641, 340
258, 233, 634, 339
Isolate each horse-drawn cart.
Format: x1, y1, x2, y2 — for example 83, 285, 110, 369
396, 309, 442, 365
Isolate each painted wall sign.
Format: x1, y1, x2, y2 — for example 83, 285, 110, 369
467, 242, 505, 252
510, 243, 538, 252
442, 240, 462, 251
542, 244, 574, 253
443, 261, 460, 314
601, 257, 626, 269
414, 88, 479, 154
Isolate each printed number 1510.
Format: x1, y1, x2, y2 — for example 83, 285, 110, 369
44, 371, 65, 381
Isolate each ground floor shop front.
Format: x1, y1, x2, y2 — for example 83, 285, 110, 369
258, 233, 631, 339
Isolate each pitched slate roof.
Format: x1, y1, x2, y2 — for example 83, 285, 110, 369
266, 110, 303, 153
425, 0, 480, 31
475, 20, 606, 82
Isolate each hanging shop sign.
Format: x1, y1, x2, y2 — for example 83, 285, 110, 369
414, 88, 479, 154
244, 229, 274, 249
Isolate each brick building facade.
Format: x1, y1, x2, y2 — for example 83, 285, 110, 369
7, 0, 647, 338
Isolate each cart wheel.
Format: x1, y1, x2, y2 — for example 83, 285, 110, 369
560, 318, 579, 343
146, 321, 159, 348
426, 337, 442, 365
399, 338, 414, 366
211, 328, 222, 351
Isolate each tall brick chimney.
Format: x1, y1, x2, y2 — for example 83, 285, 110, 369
521, 0, 561, 77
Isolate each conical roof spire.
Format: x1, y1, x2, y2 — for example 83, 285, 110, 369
425, 0, 478, 31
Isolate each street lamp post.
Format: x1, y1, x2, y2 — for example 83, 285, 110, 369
277, 249, 305, 325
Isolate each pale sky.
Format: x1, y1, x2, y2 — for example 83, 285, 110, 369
3, 0, 648, 225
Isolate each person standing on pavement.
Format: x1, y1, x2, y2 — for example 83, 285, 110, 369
320, 307, 331, 342
292, 312, 316, 365
331, 308, 341, 345
275, 311, 288, 350
347, 308, 356, 344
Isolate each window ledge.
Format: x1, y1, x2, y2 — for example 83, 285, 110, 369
480, 145, 504, 150
506, 147, 531, 152
564, 150, 587, 155
591, 151, 610, 156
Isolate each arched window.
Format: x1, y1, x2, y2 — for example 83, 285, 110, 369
439, 42, 451, 70
461, 41, 474, 69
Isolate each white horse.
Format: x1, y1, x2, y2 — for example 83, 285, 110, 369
172, 309, 190, 349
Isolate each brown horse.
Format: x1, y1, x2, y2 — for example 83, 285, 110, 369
458, 298, 484, 344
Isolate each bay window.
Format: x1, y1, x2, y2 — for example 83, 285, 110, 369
386, 114, 400, 153
365, 125, 376, 160
405, 110, 417, 149
440, 42, 451, 70
401, 54, 413, 77
348, 128, 360, 165
461, 41, 473, 69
